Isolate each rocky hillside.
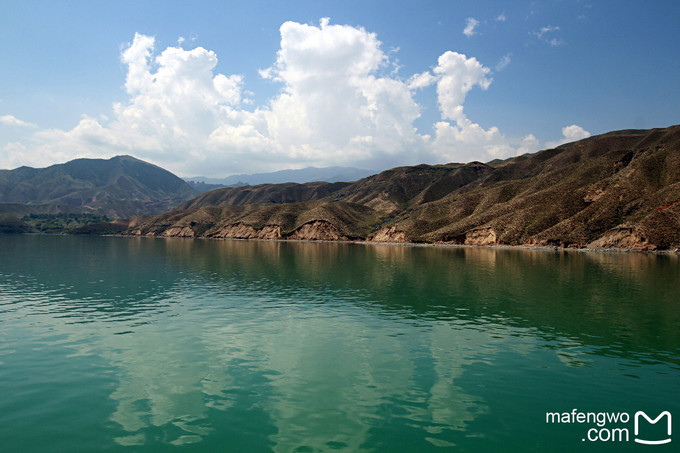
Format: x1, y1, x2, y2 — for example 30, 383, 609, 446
179, 181, 351, 210
376, 126, 680, 250
0, 155, 198, 219
127, 201, 379, 241
327, 162, 494, 213
126, 125, 680, 250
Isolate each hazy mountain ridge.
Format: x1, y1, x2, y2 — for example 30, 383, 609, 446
186, 166, 375, 187
0, 155, 198, 219
127, 125, 680, 251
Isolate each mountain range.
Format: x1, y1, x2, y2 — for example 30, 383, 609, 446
124, 125, 680, 251
1, 126, 678, 250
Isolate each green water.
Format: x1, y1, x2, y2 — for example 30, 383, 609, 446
0, 235, 678, 452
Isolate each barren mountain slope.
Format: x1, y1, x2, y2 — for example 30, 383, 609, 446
126, 126, 680, 250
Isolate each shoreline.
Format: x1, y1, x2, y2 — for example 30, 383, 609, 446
9, 231, 680, 255
113, 233, 680, 255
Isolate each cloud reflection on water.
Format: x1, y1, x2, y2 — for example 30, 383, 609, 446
1, 236, 678, 450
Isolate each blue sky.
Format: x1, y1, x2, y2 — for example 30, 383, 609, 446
1, 0, 678, 177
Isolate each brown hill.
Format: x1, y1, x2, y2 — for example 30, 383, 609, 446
125, 125, 680, 251
179, 181, 350, 210
327, 162, 494, 213
381, 126, 680, 250
128, 201, 379, 241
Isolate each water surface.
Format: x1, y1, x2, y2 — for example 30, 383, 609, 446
1, 235, 678, 451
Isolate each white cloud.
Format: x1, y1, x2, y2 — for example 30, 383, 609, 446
113, 33, 246, 165
408, 71, 438, 90
0, 114, 37, 128
516, 134, 540, 156
496, 13, 507, 22
463, 18, 480, 37
532, 25, 564, 46
534, 25, 560, 39
13, 19, 425, 175
120, 33, 155, 95
431, 119, 513, 163
0, 19, 584, 175
562, 124, 591, 141
545, 124, 591, 148
247, 17, 424, 170
433, 51, 492, 122
419, 52, 516, 163
495, 53, 512, 71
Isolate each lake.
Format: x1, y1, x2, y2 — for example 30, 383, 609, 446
0, 235, 678, 452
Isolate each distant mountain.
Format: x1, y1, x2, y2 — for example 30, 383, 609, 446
185, 180, 234, 194
186, 166, 375, 187
0, 155, 198, 219
126, 125, 680, 251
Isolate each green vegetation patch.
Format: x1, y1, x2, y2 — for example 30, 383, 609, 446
21, 213, 111, 234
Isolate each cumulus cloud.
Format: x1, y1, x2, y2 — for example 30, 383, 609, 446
433, 52, 492, 122
545, 125, 591, 148
463, 18, 480, 37
495, 13, 507, 22
432, 119, 513, 163
408, 51, 518, 163
232, 17, 425, 171
111, 32, 246, 165
562, 124, 591, 140
257, 19, 420, 158
0, 114, 37, 128
0, 19, 586, 175
408, 71, 438, 90
516, 134, 540, 156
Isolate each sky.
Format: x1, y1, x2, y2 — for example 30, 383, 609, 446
0, 0, 678, 177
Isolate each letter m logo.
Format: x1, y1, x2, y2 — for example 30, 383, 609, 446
634, 411, 672, 445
